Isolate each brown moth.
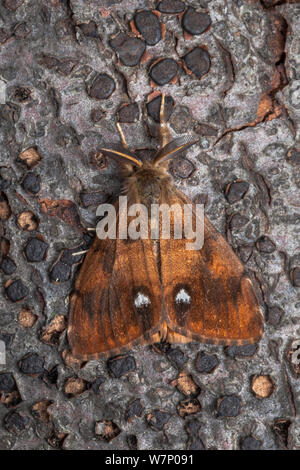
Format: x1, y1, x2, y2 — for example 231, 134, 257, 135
68, 94, 263, 359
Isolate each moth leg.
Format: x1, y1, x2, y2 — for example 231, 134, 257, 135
159, 93, 172, 148
115, 122, 139, 173
116, 122, 129, 149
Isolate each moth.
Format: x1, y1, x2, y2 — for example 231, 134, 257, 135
68, 94, 263, 359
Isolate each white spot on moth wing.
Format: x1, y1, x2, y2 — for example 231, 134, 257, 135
175, 288, 191, 304
134, 292, 151, 309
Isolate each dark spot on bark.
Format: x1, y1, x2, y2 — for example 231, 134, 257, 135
102, 241, 116, 273
47, 431, 67, 449
166, 347, 188, 370
0, 373, 16, 393
0, 191, 12, 220
225, 343, 258, 359
79, 191, 108, 207
4, 410, 29, 434
77, 21, 98, 38
60, 251, 83, 268
256, 235, 276, 254
57, 59, 79, 77
238, 245, 253, 263
173, 284, 192, 324
150, 58, 179, 85
170, 157, 194, 179
49, 261, 71, 283
118, 102, 139, 123
19, 352, 44, 376
217, 395, 241, 417
87, 73, 115, 100
169, 105, 193, 134
0, 174, 10, 191
14, 22, 31, 39
64, 377, 87, 397
91, 107, 105, 122
224, 180, 249, 203
5, 279, 28, 302
177, 397, 201, 418
266, 305, 284, 326
127, 434, 138, 450
126, 398, 144, 421
55, 18, 75, 40
0, 28, 11, 45
186, 419, 206, 450
11, 87, 32, 103
240, 435, 262, 450
80, 291, 95, 321
0, 257, 16, 275
95, 420, 121, 442
146, 409, 171, 431
290, 267, 300, 287
3, 0, 24, 11
0, 371, 22, 407
21, 172, 41, 194
157, 0, 185, 14
24, 237, 48, 262
132, 286, 153, 331
110, 33, 146, 67
273, 418, 291, 448
147, 94, 174, 122
39, 198, 83, 231
286, 340, 300, 376
90, 376, 106, 394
